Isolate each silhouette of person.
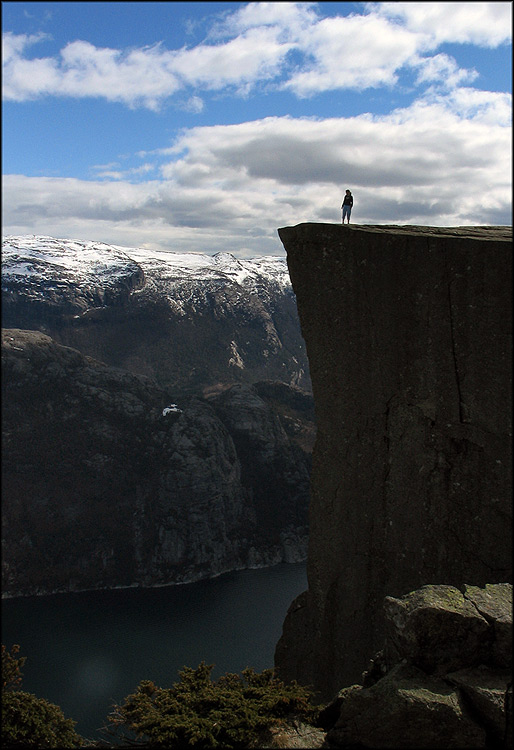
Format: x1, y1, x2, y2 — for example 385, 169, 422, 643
341, 190, 353, 224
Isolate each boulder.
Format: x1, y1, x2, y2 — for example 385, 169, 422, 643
446, 666, 512, 747
383, 585, 490, 673
252, 720, 326, 748
326, 663, 486, 749
463, 583, 513, 668
324, 583, 512, 749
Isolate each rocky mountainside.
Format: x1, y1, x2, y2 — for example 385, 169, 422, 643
2, 235, 310, 394
2, 329, 313, 597
1, 235, 316, 597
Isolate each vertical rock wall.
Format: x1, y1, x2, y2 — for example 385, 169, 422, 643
275, 224, 512, 700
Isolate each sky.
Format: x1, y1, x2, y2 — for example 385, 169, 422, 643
2, 1, 512, 257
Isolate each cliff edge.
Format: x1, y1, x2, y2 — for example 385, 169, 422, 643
274, 223, 512, 700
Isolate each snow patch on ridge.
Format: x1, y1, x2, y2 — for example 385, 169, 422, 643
2, 235, 291, 297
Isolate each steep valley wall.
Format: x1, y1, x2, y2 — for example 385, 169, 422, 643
274, 223, 512, 701
2, 329, 312, 597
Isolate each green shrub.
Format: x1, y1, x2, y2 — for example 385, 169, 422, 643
2, 645, 82, 749
2, 644, 26, 692
108, 662, 318, 748
2, 690, 83, 748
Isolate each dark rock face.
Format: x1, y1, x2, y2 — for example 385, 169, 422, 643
323, 583, 512, 749
2, 329, 312, 597
274, 224, 512, 700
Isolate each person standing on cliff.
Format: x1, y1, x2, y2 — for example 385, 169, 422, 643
341, 190, 353, 224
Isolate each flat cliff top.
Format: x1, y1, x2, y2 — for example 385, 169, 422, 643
279, 223, 512, 242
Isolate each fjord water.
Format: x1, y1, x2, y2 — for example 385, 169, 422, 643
2, 562, 307, 742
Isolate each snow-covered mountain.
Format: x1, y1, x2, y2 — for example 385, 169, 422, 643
2, 235, 291, 303
2, 235, 310, 393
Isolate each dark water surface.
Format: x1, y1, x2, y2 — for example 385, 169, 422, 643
2, 562, 307, 742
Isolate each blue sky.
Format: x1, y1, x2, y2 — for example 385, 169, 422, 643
2, 1, 512, 256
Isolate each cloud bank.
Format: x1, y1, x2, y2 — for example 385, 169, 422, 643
2, 2, 512, 255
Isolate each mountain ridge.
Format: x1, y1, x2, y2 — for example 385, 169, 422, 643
2, 234, 310, 393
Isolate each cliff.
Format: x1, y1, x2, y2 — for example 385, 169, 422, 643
274, 223, 512, 700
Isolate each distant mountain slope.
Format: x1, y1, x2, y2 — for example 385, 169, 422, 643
2, 329, 312, 597
2, 235, 310, 394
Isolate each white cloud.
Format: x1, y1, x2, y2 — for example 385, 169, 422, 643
58, 41, 180, 106
2, 30, 47, 63
282, 13, 423, 96
217, 1, 318, 36
3, 2, 508, 107
160, 87, 511, 192
3, 90, 511, 255
1, 19, 295, 107
420, 87, 512, 126
180, 95, 205, 113
2, 36, 182, 109
169, 26, 292, 91
370, 2, 512, 47
412, 53, 478, 89
2, 31, 60, 100
91, 162, 156, 181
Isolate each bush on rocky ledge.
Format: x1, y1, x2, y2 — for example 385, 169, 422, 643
106, 661, 318, 748
2, 645, 83, 749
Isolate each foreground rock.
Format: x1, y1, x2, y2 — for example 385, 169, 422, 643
322, 583, 512, 749
275, 224, 512, 699
2, 329, 313, 597
253, 721, 326, 748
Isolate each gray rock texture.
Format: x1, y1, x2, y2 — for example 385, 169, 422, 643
252, 721, 326, 748
2, 329, 312, 597
327, 664, 487, 749
274, 224, 512, 700
323, 583, 512, 749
